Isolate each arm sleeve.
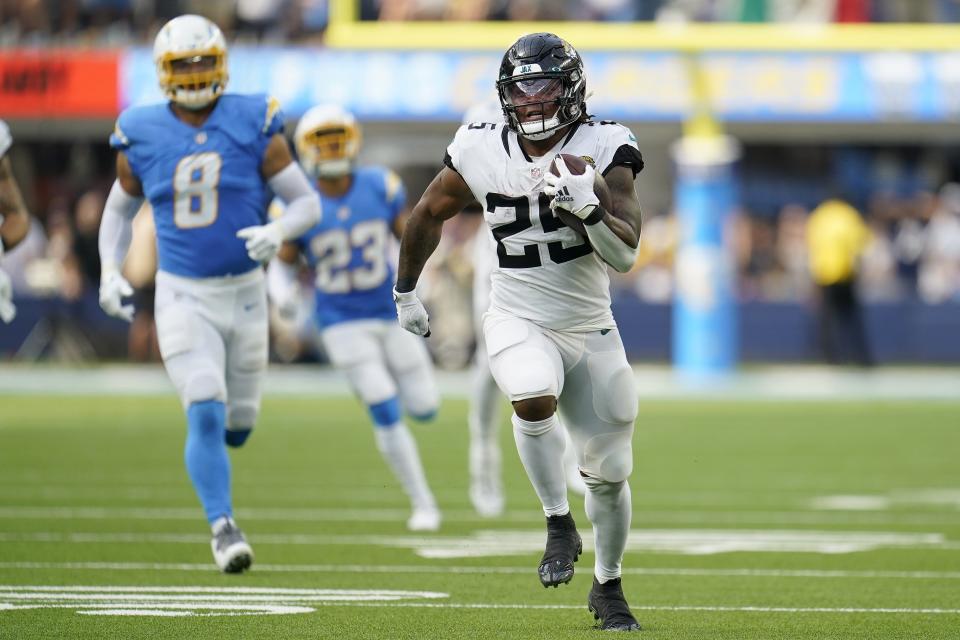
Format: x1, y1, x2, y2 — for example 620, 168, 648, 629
267, 162, 321, 241
583, 219, 638, 274
98, 180, 144, 274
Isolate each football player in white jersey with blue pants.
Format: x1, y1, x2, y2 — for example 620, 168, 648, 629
394, 34, 644, 631
0, 119, 32, 324
97, 15, 321, 572
268, 105, 442, 531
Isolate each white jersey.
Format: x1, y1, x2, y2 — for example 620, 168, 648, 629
0, 120, 11, 158
447, 119, 642, 331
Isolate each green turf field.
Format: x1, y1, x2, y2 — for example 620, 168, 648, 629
0, 393, 958, 639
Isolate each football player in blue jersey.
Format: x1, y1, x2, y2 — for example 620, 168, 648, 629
268, 105, 442, 531
96, 14, 321, 572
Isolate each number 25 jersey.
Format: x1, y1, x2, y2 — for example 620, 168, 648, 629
110, 94, 284, 278
445, 120, 643, 332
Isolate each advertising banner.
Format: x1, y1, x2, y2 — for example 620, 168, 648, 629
120, 48, 960, 123
0, 50, 119, 118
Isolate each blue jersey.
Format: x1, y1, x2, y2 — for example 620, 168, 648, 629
110, 94, 284, 278
293, 166, 406, 328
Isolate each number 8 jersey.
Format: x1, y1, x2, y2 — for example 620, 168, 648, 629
109, 94, 284, 278
445, 119, 643, 332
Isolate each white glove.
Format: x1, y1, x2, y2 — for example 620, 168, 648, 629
0, 267, 15, 324
99, 268, 135, 322
393, 287, 430, 337
543, 155, 599, 220
237, 222, 285, 263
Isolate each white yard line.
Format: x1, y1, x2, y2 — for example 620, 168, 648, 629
2, 561, 960, 580
2, 505, 959, 527
2, 364, 959, 400
1, 529, 956, 556
314, 602, 960, 614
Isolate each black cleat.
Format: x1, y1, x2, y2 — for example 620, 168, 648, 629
588, 576, 642, 631
538, 512, 582, 587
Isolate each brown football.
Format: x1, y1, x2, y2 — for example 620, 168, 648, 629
548, 153, 612, 238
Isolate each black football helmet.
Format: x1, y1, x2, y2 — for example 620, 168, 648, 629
496, 33, 587, 141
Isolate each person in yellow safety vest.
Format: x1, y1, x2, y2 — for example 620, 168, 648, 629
806, 198, 874, 366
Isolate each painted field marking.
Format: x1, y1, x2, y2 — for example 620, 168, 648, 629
0, 586, 448, 617
315, 602, 960, 614
2, 562, 960, 580
0, 529, 954, 555
812, 489, 960, 511
3, 505, 960, 527
1, 585, 957, 617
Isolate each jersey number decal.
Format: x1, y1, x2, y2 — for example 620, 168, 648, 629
310, 220, 389, 294
173, 152, 222, 228
487, 192, 592, 269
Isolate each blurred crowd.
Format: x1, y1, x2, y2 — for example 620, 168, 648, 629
2, 0, 960, 45
623, 187, 960, 307
368, 0, 960, 23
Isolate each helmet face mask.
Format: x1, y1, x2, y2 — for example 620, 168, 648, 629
295, 105, 362, 179
154, 15, 228, 110
496, 33, 586, 141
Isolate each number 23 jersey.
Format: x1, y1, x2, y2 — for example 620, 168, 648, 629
110, 94, 283, 278
445, 120, 643, 332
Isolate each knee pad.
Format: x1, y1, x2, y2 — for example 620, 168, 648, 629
587, 356, 638, 425
496, 347, 558, 402
227, 402, 259, 430
582, 431, 634, 483
183, 369, 226, 407
400, 374, 439, 422
369, 396, 402, 428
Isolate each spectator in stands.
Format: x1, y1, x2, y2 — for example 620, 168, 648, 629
806, 196, 874, 366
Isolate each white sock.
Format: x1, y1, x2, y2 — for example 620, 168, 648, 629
584, 476, 631, 583
468, 365, 502, 490
512, 413, 569, 516
374, 422, 436, 511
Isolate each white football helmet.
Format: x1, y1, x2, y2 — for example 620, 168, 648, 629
294, 104, 361, 179
153, 15, 228, 110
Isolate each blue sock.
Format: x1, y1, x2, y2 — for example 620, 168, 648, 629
225, 428, 252, 448
185, 400, 232, 525
368, 397, 402, 428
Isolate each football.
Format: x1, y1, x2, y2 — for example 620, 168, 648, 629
548, 153, 612, 238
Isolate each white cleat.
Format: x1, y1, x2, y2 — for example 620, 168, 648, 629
407, 506, 442, 532
211, 516, 254, 573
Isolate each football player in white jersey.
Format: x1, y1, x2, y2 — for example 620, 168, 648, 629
461, 99, 586, 519
0, 120, 32, 323
394, 34, 644, 631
